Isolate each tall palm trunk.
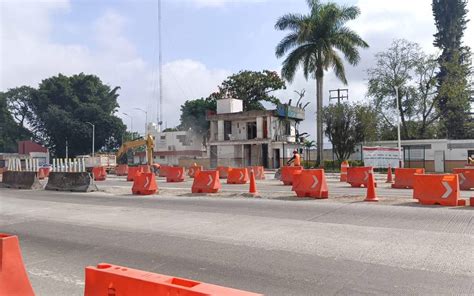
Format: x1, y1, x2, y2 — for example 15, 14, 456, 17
315, 67, 324, 166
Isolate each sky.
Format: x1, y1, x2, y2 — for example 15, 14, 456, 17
1, 0, 473, 146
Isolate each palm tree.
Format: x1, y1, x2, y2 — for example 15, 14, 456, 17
275, 0, 368, 166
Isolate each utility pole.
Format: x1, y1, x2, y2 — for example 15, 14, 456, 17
395, 86, 403, 168
86, 122, 95, 158
158, 0, 163, 132
329, 88, 349, 104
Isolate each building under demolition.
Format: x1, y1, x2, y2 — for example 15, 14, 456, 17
206, 98, 305, 169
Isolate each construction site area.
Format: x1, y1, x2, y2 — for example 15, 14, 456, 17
1, 161, 473, 295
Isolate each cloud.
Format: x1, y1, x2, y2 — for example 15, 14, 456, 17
0, 1, 229, 135
189, 0, 266, 8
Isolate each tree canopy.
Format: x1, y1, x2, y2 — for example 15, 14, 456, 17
210, 70, 285, 111
367, 39, 440, 140
0, 92, 32, 152
432, 0, 472, 138
179, 97, 216, 135
323, 103, 377, 161
3, 73, 126, 156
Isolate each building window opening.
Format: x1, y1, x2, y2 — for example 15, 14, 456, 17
224, 121, 232, 140
247, 122, 257, 139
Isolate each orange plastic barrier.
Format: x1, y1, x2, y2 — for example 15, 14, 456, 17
292, 169, 328, 199
391, 168, 425, 189
227, 168, 249, 184
37, 168, 46, 180
192, 170, 221, 193
452, 168, 474, 190
470, 197, 474, 207
84, 263, 261, 296
0, 233, 35, 296
127, 167, 142, 182
280, 166, 303, 185
139, 165, 151, 174
247, 166, 265, 180
92, 166, 107, 181
159, 165, 170, 177
39, 167, 50, 178
188, 165, 203, 178
340, 160, 349, 182
132, 172, 158, 195
216, 166, 230, 179
346, 167, 377, 188
115, 164, 129, 176
166, 167, 185, 182
413, 174, 459, 206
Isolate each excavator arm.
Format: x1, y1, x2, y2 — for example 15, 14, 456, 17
116, 134, 155, 165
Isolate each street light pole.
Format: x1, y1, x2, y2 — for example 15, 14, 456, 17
134, 108, 148, 136
395, 86, 403, 168
86, 122, 95, 158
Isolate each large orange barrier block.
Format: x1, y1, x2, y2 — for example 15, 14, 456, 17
247, 166, 265, 180
347, 167, 377, 188
84, 263, 261, 296
227, 168, 249, 184
280, 166, 303, 185
92, 166, 107, 181
292, 169, 328, 199
188, 165, 203, 178
166, 167, 185, 182
0, 233, 35, 296
192, 170, 221, 193
132, 172, 158, 195
413, 174, 459, 206
216, 166, 230, 179
115, 164, 129, 176
391, 168, 425, 189
159, 165, 170, 177
452, 168, 474, 190
127, 167, 142, 182
340, 160, 349, 182
139, 165, 151, 174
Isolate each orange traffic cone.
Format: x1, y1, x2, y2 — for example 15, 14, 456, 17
386, 165, 393, 183
364, 172, 378, 202
249, 170, 258, 195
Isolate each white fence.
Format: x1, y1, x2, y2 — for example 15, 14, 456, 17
5, 157, 86, 173
51, 158, 86, 172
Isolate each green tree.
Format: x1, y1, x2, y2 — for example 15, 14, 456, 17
323, 103, 377, 161
3, 86, 36, 131
211, 70, 285, 111
275, 0, 368, 165
367, 39, 440, 140
432, 0, 472, 138
0, 92, 32, 152
26, 73, 126, 156
178, 97, 217, 135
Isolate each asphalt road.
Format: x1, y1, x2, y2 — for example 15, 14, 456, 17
0, 182, 473, 295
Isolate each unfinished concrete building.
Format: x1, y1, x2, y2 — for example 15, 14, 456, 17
207, 98, 304, 169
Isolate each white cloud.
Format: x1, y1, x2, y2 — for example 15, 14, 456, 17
189, 0, 266, 8
0, 1, 229, 135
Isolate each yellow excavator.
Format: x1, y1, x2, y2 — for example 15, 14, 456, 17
116, 134, 155, 165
